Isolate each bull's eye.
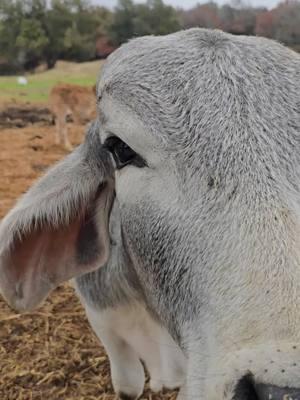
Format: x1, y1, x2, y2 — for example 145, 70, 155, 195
104, 136, 146, 170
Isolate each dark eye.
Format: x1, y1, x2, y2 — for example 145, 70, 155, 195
104, 136, 146, 170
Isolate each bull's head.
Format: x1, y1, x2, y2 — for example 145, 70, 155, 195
1, 29, 300, 399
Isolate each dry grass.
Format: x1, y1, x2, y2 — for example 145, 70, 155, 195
0, 284, 114, 400
0, 117, 178, 400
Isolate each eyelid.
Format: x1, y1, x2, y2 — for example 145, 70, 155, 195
103, 134, 148, 169
103, 132, 140, 153
103, 134, 119, 150
105, 132, 118, 141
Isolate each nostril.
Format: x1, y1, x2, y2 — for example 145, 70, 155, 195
233, 374, 259, 400
255, 383, 300, 400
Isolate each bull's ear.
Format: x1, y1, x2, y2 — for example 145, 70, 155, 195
0, 121, 114, 312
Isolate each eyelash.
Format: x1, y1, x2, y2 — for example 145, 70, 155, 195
103, 136, 147, 170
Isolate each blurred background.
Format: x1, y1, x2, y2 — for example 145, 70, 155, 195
0, 1, 299, 399
0, 0, 299, 116
0, 0, 299, 78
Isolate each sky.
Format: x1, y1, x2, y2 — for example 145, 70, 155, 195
92, 0, 280, 9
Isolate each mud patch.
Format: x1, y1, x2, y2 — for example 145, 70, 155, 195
0, 105, 54, 128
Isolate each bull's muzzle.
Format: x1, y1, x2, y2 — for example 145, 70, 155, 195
234, 376, 300, 400
255, 383, 300, 400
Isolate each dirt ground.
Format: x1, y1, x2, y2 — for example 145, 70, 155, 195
0, 107, 177, 400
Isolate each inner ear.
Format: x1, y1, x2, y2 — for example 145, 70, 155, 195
0, 181, 114, 312
10, 210, 102, 284
9, 218, 82, 284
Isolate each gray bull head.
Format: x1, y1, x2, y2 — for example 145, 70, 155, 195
1, 29, 300, 399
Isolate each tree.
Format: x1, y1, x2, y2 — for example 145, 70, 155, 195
0, 0, 25, 72
0, 0, 114, 72
63, 22, 95, 61
16, 19, 49, 70
43, 0, 74, 67
108, 0, 180, 45
134, 0, 181, 36
273, 0, 300, 49
108, 0, 136, 46
255, 10, 275, 38
255, 1, 300, 50
0, 0, 55, 70
68, 5, 113, 60
218, 4, 235, 31
180, 2, 221, 30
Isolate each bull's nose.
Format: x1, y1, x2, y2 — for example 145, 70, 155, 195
233, 376, 300, 400
233, 375, 259, 400
255, 383, 300, 400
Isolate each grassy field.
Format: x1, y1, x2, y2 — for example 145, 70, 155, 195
0, 60, 102, 104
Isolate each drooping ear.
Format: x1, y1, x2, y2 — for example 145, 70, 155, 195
0, 121, 114, 312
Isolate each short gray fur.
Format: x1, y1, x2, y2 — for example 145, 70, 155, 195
1, 28, 300, 399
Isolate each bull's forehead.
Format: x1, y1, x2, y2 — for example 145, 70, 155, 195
98, 28, 295, 138
96, 28, 300, 182
97, 29, 236, 143
99, 28, 237, 86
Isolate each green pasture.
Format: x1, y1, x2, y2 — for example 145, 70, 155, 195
0, 60, 102, 104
